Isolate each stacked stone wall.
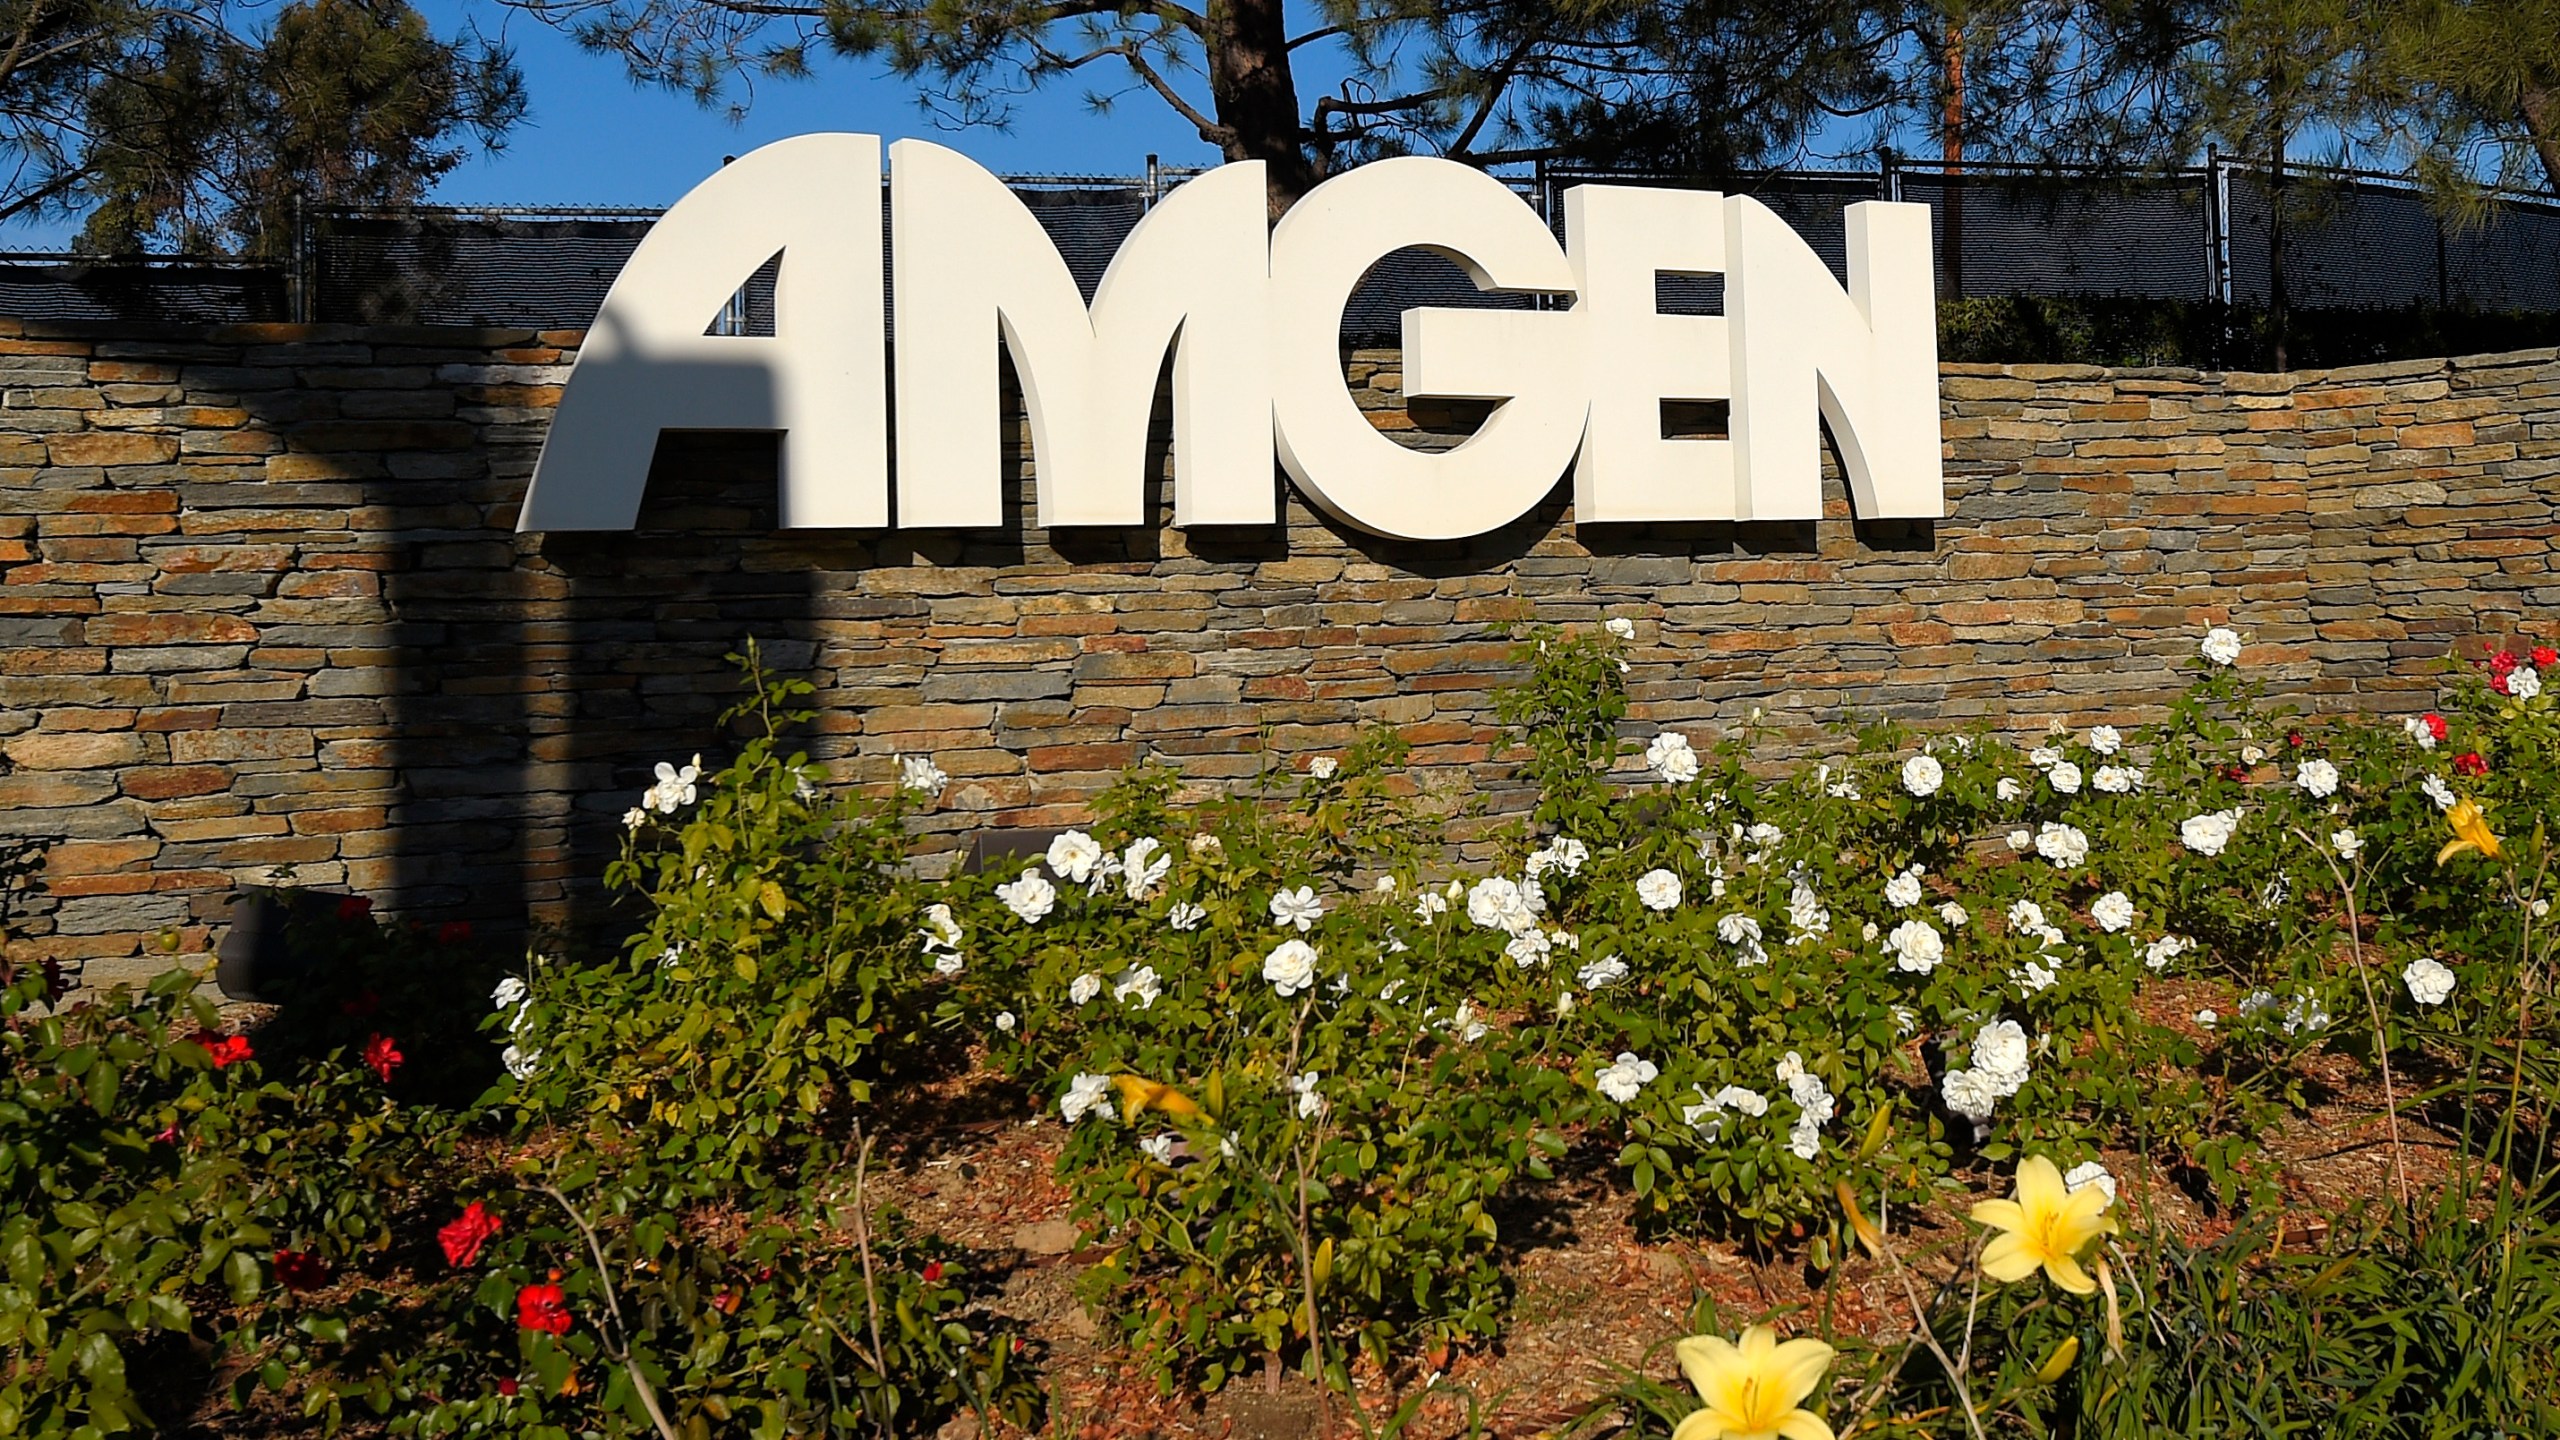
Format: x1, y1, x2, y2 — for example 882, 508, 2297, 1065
4, 314, 2556, 986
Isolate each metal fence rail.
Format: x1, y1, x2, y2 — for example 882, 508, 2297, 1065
3, 159, 2556, 337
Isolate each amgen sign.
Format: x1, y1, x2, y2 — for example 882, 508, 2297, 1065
520, 134, 1942, 542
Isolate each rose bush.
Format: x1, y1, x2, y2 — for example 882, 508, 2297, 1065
13, 624, 2560, 1433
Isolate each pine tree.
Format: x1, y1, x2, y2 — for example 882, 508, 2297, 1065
1, 0, 525, 253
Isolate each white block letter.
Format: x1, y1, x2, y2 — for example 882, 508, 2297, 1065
1726, 197, 1941, 520
1268, 157, 1585, 541
521, 133, 887, 531
1563, 184, 1732, 522
891, 139, 1272, 529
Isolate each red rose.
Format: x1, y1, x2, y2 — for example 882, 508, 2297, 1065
2491, 649, 2520, 673
496, 1377, 520, 1398
437, 921, 472, 945
362, 1033, 404, 1084
2223, 764, 2250, 782
2455, 751, 2490, 777
2492, 671, 2514, 696
2537, 647, 2559, 669
153, 1122, 180, 1145
517, 1282, 572, 1335
2424, 713, 2449, 741
337, 895, 374, 923
274, 1250, 330, 1292
200, 1033, 253, 1069
921, 1260, 944, 1284
438, 1201, 503, 1268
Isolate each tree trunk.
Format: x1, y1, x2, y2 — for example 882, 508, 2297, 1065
1202, 0, 1316, 215
2520, 80, 2560, 198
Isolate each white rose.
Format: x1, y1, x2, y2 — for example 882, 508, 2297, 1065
2063, 1160, 2118, 1203
2403, 715, 2439, 750
1123, 838, 1171, 899
1941, 1067, 1998, 1123
995, 1011, 1017, 1033
2087, 725, 2122, 755
2402, 956, 2456, 1006
1605, 617, 1636, 639
2180, 809, 2241, 857
1269, 885, 1325, 932
2093, 765, 2139, 794
1594, 1052, 1658, 1104
2296, 759, 2340, 799
1645, 732, 1701, 784
2090, 891, 2136, 933
1060, 1073, 1113, 1124
2422, 773, 2457, 810
1996, 777, 2024, 803
2035, 822, 2090, 868
1716, 913, 1762, 946
2331, 828, 2362, 860
1466, 876, 1523, 929
1113, 965, 1162, 1008
2515, 667, 2545, 700
1884, 919, 1944, 973
1139, 1134, 1178, 1165
2016, 961, 2058, 994
920, 902, 964, 954
996, 870, 1058, 924
1262, 938, 1319, 997
1901, 754, 1944, 797
491, 976, 528, 1011
1166, 901, 1206, 931
1307, 756, 1339, 780
2282, 993, 2330, 1035
1045, 830, 1104, 884
2047, 761, 2083, 795
1287, 1070, 1327, 1119
1973, 1019, 2031, 1086
1576, 955, 1631, 990
2006, 828, 2034, 852
502, 1044, 540, 1080
1938, 901, 1969, 928
1884, 867, 1924, 908
1636, 869, 1684, 912
2200, 627, 2243, 666
899, 755, 949, 799
1068, 973, 1102, 1004
1526, 836, 1589, 879
2143, 934, 2190, 971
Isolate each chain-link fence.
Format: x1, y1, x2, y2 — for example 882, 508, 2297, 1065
4, 159, 2556, 342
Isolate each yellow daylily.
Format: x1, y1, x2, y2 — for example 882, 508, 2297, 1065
1112, 1074, 1204, 1124
1670, 1324, 1836, 1440
1968, 1155, 2118, 1295
2435, 798, 2503, 866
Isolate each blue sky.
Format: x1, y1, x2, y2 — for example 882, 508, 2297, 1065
420, 0, 1230, 203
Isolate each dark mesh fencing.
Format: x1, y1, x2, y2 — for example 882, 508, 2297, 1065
310, 210, 658, 327
0, 255, 286, 323
1894, 171, 2212, 300
8, 162, 2559, 333
2223, 171, 2560, 313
